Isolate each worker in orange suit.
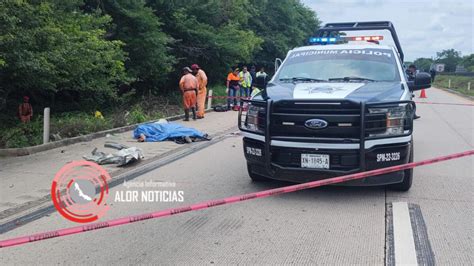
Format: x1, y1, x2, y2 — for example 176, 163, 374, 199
18, 96, 33, 123
191, 64, 208, 119
179, 67, 199, 121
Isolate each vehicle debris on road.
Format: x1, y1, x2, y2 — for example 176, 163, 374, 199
83, 141, 144, 166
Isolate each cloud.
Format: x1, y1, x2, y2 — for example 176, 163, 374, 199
302, 0, 473, 60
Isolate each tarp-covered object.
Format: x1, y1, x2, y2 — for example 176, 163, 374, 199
133, 122, 208, 142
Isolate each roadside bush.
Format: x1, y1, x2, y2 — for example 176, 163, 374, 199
51, 113, 113, 138
126, 105, 151, 124
0, 118, 44, 148
0, 95, 183, 149
0, 113, 113, 148
210, 85, 227, 106
0, 1, 127, 111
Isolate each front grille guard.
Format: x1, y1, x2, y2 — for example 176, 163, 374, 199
238, 98, 415, 175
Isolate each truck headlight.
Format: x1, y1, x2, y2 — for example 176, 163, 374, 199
243, 104, 266, 134
368, 106, 409, 137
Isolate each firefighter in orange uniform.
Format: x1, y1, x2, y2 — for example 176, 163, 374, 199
18, 96, 33, 123
179, 67, 199, 121
191, 64, 208, 119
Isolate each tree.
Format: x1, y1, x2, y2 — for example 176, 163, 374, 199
145, 0, 319, 83
85, 0, 175, 95
0, 0, 127, 110
0, 0, 320, 112
461, 54, 474, 72
248, 0, 321, 72
147, 0, 263, 85
413, 58, 433, 72
435, 49, 462, 72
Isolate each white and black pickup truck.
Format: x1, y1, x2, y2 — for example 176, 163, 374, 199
239, 21, 432, 191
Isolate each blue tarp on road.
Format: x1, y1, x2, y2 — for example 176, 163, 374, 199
133, 122, 206, 142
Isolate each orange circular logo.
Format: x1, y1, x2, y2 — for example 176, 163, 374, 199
51, 161, 110, 223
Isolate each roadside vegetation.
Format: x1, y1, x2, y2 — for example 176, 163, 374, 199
3, 1, 471, 149
0, 93, 183, 148
0, 0, 320, 148
410, 50, 474, 73
408, 50, 473, 98
433, 75, 474, 97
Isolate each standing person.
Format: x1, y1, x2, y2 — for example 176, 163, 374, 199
239, 66, 252, 99
18, 96, 33, 123
179, 67, 198, 121
226, 67, 240, 110
191, 64, 208, 119
255, 67, 268, 90
429, 68, 436, 82
406, 64, 417, 81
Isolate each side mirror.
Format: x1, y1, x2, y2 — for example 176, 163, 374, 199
408, 72, 431, 91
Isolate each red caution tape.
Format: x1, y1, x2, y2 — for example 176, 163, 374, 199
1, 150, 472, 248
415, 101, 474, 107
207, 95, 251, 99
206, 98, 474, 106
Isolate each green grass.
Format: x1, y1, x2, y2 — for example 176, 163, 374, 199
1, 112, 118, 148
0, 87, 233, 149
208, 85, 228, 106
0, 118, 44, 149
0, 97, 181, 149
433, 75, 474, 97
51, 112, 114, 138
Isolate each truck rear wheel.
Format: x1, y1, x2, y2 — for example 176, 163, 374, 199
388, 141, 413, 191
247, 163, 270, 182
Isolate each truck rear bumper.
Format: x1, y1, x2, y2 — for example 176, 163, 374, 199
243, 137, 411, 186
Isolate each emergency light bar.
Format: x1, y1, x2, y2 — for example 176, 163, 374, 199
314, 21, 404, 61
308, 35, 384, 44
308, 37, 338, 44
347, 35, 384, 41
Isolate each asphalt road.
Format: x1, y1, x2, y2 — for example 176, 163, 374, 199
1, 88, 472, 265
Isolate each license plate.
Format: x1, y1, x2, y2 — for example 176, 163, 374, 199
301, 154, 330, 169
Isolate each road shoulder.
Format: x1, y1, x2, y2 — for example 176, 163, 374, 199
0, 111, 239, 219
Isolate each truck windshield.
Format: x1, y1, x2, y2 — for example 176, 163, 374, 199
276, 48, 401, 82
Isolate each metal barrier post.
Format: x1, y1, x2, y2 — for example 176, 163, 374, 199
43, 107, 50, 144
207, 90, 213, 110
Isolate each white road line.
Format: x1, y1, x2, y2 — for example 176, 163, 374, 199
392, 202, 418, 266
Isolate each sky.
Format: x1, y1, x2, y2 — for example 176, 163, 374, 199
301, 0, 473, 61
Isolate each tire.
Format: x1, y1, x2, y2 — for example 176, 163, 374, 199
247, 163, 270, 182
388, 141, 414, 191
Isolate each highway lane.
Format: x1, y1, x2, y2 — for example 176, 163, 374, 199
388, 88, 473, 265
1, 88, 472, 264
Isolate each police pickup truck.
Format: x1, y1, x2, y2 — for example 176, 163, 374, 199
239, 21, 432, 191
